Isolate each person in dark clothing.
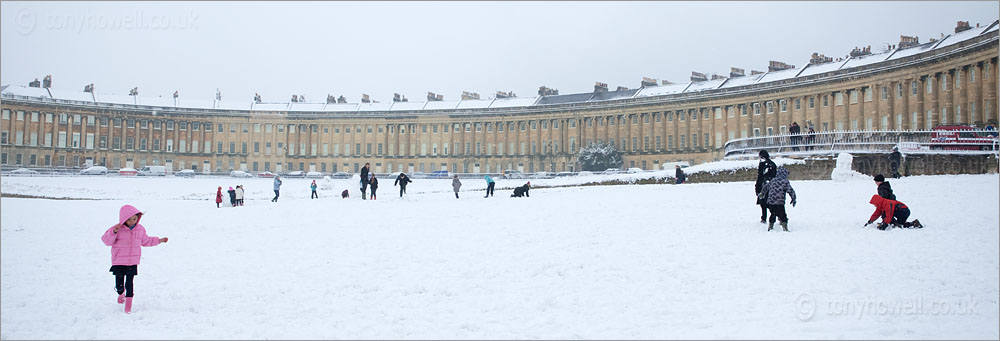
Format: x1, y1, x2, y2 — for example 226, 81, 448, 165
888, 148, 902, 179
341, 189, 350, 199
511, 182, 531, 197
394, 172, 412, 198
675, 165, 686, 184
873, 174, 895, 200
484, 175, 496, 198
369, 174, 378, 200
805, 126, 816, 151
755, 150, 777, 223
762, 167, 797, 231
227, 186, 236, 207
789, 122, 801, 151
360, 163, 370, 200
866, 194, 922, 230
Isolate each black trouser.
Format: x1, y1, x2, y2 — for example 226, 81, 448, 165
759, 203, 768, 221
486, 182, 495, 197
890, 162, 901, 178
115, 274, 135, 297
399, 185, 407, 197
768, 204, 788, 223
892, 206, 911, 227
216, 202, 220, 208
311, 190, 318, 199
361, 182, 368, 199
370, 187, 377, 199
272, 190, 279, 201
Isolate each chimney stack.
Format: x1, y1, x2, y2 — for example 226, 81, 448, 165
661, 80, 674, 85
711, 74, 727, 80
690, 72, 708, 82
361, 94, 370, 103
28, 78, 41, 88
641, 77, 658, 87
615, 86, 629, 91
594, 82, 608, 93
899, 35, 920, 49
427, 92, 444, 101
496, 90, 516, 99
538, 86, 559, 96
730, 67, 745, 78
956, 21, 972, 33
337, 95, 346, 103
768, 61, 794, 72
750, 70, 764, 75
461, 91, 480, 100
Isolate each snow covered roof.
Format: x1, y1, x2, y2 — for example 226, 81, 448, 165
423, 100, 460, 110
389, 101, 427, 111
718, 75, 763, 89
1, 85, 52, 99
756, 67, 801, 83
455, 98, 494, 109
174, 98, 216, 110
287, 103, 326, 112
634, 82, 691, 97
535, 92, 594, 105
136, 96, 176, 108
683, 78, 726, 92
217, 101, 254, 111
248, 102, 286, 111
321, 103, 359, 112
46, 88, 95, 102
589, 89, 639, 101
489, 97, 538, 108
355, 102, 393, 112
838, 50, 893, 70
795, 59, 849, 78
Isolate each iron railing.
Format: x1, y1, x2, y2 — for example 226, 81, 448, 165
723, 129, 999, 159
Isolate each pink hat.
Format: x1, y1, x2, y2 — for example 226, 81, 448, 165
229, 186, 234, 190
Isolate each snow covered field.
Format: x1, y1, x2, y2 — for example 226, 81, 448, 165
2, 173, 998, 339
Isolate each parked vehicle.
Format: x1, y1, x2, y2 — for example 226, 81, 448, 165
10, 168, 40, 175
230, 170, 253, 178
576, 171, 594, 177
530, 171, 551, 179
175, 169, 196, 177
137, 165, 166, 176
556, 171, 575, 177
80, 166, 109, 175
118, 168, 138, 176
306, 171, 324, 178
430, 170, 450, 178
502, 170, 525, 179
257, 171, 276, 178
331, 172, 351, 179
285, 170, 305, 178
930, 125, 998, 151
602, 168, 621, 175
626, 168, 644, 174
661, 161, 691, 170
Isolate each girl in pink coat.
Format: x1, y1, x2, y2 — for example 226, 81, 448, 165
100, 205, 168, 314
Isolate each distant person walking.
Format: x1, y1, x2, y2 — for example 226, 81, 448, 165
394, 172, 412, 198
310, 180, 318, 199
272, 176, 282, 202
452, 175, 462, 199
675, 165, 686, 184
369, 174, 379, 200
483, 175, 495, 198
215, 186, 223, 208
360, 163, 371, 200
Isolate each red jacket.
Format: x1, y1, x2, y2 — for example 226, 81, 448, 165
868, 194, 908, 224
216, 188, 223, 203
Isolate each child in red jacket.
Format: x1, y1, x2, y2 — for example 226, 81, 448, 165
866, 194, 922, 230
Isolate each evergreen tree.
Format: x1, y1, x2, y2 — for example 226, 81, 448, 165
577, 141, 623, 171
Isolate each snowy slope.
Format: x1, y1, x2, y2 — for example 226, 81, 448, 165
1, 174, 997, 339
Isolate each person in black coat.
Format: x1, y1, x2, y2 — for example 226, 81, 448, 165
874, 174, 895, 200
789, 122, 801, 151
360, 163, 370, 200
369, 174, 379, 200
511, 182, 531, 197
888, 148, 902, 178
394, 172, 412, 198
675, 165, 686, 184
755, 150, 777, 223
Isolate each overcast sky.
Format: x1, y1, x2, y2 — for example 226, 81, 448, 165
2, 1, 997, 104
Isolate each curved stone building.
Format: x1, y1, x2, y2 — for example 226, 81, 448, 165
2, 21, 997, 174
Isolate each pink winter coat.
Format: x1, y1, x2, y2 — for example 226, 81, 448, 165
101, 205, 161, 266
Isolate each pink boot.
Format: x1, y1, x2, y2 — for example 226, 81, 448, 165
118, 293, 125, 304
124, 297, 133, 314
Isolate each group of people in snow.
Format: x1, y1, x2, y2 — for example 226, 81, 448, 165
215, 185, 246, 208
754, 149, 922, 232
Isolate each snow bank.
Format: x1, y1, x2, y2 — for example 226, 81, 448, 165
831, 152, 870, 182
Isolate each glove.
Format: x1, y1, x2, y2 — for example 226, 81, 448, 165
791, 200, 797, 207
865, 221, 873, 226
877, 223, 888, 230
159, 237, 169, 243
